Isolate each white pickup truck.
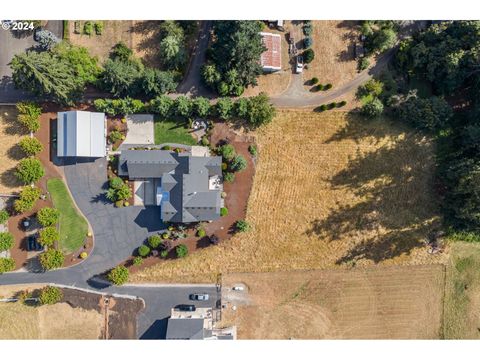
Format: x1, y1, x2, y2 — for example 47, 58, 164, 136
296, 55, 304, 74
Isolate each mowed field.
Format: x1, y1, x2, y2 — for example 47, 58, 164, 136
221, 265, 445, 339
0, 302, 104, 339
0, 106, 26, 194
131, 110, 446, 283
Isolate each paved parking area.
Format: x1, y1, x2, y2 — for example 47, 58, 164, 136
122, 114, 155, 147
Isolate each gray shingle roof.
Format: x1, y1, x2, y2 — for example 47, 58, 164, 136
166, 318, 209, 340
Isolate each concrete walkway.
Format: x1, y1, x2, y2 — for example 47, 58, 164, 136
121, 114, 155, 148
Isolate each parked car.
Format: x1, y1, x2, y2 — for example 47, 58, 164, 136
232, 286, 245, 291
295, 56, 304, 73
175, 304, 196, 312
189, 293, 209, 301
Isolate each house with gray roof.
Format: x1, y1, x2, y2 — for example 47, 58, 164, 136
118, 148, 223, 223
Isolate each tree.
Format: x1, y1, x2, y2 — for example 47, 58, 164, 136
0, 258, 15, 274
223, 172, 235, 182
37, 207, 60, 227
231, 155, 247, 172
193, 97, 211, 118
15, 158, 45, 184
141, 68, 178, 98
0, 209, 9, 224
19, 137, 43, 156
39, 249, 64, 270
108, 265, 129, 285
235, 220, 251, 232
174, 96, 192, 117
216, 97, 234, 120
39, 286, 63, 305
0, 232, 14, 251
10, 51, 81, 105
14, 186, 41, 213
110, 42, 133, 62
101, 58, 143, 96
201, 64, 221, 88
35, 29, 60, 50
219, 144, 236, 161
396, 96, 453, 132
160, 35, 186, 70
357, 79, 384, 99
245, 93, 276, 127
234, 98, 249, 118
16, 101, 41, 133
53, 42, 101, 85
109, 176, 124, 190
38, 226, 59, 247
138, 244, 151, 257
361, 98, 384, 118
175, 244, 188, 258
369, 27, 397, 53
148, 95, 174, 117
303, 49, 315, 63
147, 234, 162, 249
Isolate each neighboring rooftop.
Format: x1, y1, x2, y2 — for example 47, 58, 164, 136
260, 32, 282, 71
166, 318, 212, 340
57, 110, 106, 158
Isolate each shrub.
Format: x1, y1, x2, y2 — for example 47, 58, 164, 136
116, 184, 132, 201
19, 137, 43, 156
358, 57, 370, 71
0, 209, 9, 224
197, 228, 206, 237
109, 176, 124, 190
162, 232, 169, 239
209, 235, 219, 245
15, 158, 45, 184
201, 136, 210, 146
37, 207, 60, 227
311, 77, 319, 85
39, 226, 59, 247
110, 42, 133, 62
361, 98, 384, 118
148, 234, 162, 249
245, 93, 276, 128
223, 172, 235, 183
174, 96, 192, 117
115, 200, 124, 208
0, 258, 15, 273
235, 220, 251, 232
16, 102, 41, 133
108, 265, 129, 285
39, 249, 64, 270
216, 97, 234, 120
39, 286, 63, 305
109, 130, 123, 144
220, 207, 228, 217
133, 256, 143, 266
0, 232, 14, 251
80, 251, 88, 259
230, 155, 247, 172
324, 83, 332, 90
234, 98, 249, 118
327, 102, 336, 110
83, 21, 94, 36
303, 23, 313, 36
303, 49, 315, 63
35, 30, 60, 50
337, 101, 347, 107
304, 37, 313, 48
219, 144, 236, 161
94, 21, 104, 35
175, 244, 188, 258
160, 250, 168, 258
317, 104, 328, 112
138, 244, 151, 257
14, 186, 41, 213
193, 97, 211, 118
161, 145, 172, 151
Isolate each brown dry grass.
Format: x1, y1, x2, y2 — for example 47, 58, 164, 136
221, 265, 445, 339
303, 21, 361, 88
0, 105, 27, 194
132, 110, 446, 283
0, 302, 104, 339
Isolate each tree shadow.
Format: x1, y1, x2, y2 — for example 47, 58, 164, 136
0, 167, 23, 189
6, 144, 25, 161
130, 20, 164, 68
305, 114, 441, 264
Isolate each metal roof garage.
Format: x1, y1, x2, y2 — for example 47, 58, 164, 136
57, 110, 106, 158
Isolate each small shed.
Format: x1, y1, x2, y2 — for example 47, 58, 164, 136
57, 110, 106, 158
260, 32, 282, 72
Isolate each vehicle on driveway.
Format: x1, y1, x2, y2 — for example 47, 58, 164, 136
175, 304, 196, 312
189, 293, 209, 301
295, 55, 304, 73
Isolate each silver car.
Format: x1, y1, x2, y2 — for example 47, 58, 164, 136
189, 293, 209, 301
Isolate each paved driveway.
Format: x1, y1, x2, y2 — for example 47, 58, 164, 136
121, 114, 155, 148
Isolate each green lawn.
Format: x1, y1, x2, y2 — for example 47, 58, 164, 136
47, 178, 88, 253
154, 117, 197, 145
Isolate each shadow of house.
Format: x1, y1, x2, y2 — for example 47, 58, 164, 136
134, 207, 166, 233
305, 114, 441, 264
140, 318, 168, 339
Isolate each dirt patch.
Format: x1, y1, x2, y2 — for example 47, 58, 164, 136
221, 265, 445, 339
131, 110, 445, 283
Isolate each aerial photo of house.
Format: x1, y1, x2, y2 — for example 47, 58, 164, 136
0, 14, 480, 347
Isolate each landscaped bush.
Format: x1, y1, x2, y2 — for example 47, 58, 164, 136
0, 210, 9, 224
175, 244, 188, 258
235, 220, 251, 232
304, 37, 313, 48
108, 265, 129, 285
94, 21, 104, 35
303, 49, 315, 63
39, 286, 63, 305
0, 258, 15, 273
248, 144, 257, 156
230, 155, 247, 172
37, 207, 60, 227
174, 96, 192, 118
19, 137, 43, 156
234, 98, 249, 118
193, 96, 211, 118
160, 250, 168, 258
109, 177, 124, 189
303, 23, 313, 36
116, 184, 132, 201
14, 186, 41, 213
223, 172, 235, 183
147, 95, 174, 117
327, 102, 336, 110
109, 130, 123, 144
216, 97, 234, 120
161, 145, 172, 151
147, 234, 162, 249
220, 207, 228, 217
324, 83, 332, 90
16, 102, 41, 133
0, 232, 14, 251
15, 158, 45, 184
39, 226, 59, 247
133, 256, 143, 266
197, 228, 206, 237
83, 21, 94, 35
219, 144, 236, 161
311, 77, 319, 85
201, 136, 210, 146
138, 244, 151, 257
39, 248, 64, 270
337, 101, 347, 107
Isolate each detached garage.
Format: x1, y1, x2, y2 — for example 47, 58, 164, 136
57, 110, 107, 158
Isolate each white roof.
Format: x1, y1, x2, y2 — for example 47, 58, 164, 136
57, 111, 106, 158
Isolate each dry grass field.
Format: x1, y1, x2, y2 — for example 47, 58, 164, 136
132, 110, 446, 283
303, 21, 361, 87
221, 265, 445, 339
443, 242, 480, 339
0, 302, 104, 339
0, 105, 26, 194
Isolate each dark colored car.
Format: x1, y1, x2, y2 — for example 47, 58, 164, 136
175, 304, 196, 312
